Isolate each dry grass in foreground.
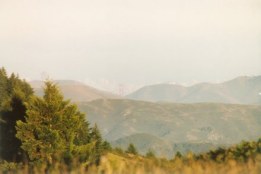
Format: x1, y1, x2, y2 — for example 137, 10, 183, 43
1, 153, 260, 174
86, 153, 261, 174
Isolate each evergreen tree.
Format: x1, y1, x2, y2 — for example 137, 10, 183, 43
174, 151, 182, 159
1, 94, 27, 162
146, 149, 155, 158
114, 147, 124, 155
0, 69, 33, 162
0, 67, 8, 107
196, 137, 261, 162
102, 141, 112, 151
126, 143, 138, 155
16, 81, 93, 166
258, 138, 261, 153
89, 123, 103, 164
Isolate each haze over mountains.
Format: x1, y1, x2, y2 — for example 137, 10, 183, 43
31, 75, 261, 104
30, 80, 120, 102
127, 76, 261, 104
29, 75, 261, 158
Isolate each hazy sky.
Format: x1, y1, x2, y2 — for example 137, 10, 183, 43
1, 0, 261, 86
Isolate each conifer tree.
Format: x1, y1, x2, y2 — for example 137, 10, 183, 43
16, 81, 93, 166
175, 151, 182, 158
89, 123, 103, 164
0, 67, 8, 106
146, 149, 155, 158
102, 141, 112, 151
126, 143, 138, 155
114, 147, 124, 155
1, 94, 28, 162
0, 69, 33, 162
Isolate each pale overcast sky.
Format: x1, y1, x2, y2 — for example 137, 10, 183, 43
0, 0, 261, 85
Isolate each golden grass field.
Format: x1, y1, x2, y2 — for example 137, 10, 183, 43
2, 153, 260, 174
86, 153, 261, 174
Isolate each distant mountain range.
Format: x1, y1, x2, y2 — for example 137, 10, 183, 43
78, 99, 261, 157
126, 76, 261, 104
30, 76, 261, 104
30, 80, 121, 102
29, 76, 261, 157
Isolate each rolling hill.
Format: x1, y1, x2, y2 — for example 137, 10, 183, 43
30, 80, 121, 102
78, 99, 261, 157
126, 76, 261, 104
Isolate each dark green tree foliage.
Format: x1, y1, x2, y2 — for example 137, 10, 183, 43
1, 96, 27, 162
16, 81, 95, 166
145, 149, 155, 158
74, 120, 91, 146
102, 141, 112, 151
258, 138, 261, 153
174, 151, 182, 159
0, 68, 8, 107
0, 68, 33, 162
89, 123, 103, 164
126, 143, 138, 155
113, 147, 124, 155
196, 138, 261, 162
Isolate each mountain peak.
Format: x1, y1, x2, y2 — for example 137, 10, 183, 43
30, 80, 121, 102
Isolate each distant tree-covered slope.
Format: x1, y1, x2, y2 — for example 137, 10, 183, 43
111, 133, 173, 157
30, 80, 121, 102
78, 99, 261, 152
126, 76, 261, 104
110, 133, 219, 158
